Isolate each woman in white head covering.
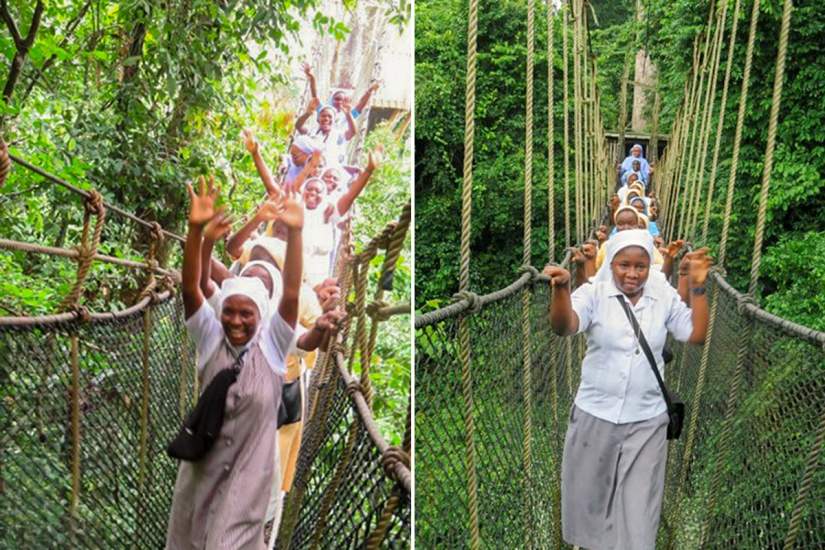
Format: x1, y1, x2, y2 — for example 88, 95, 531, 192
619, 143, 651, 183
543, 229, 711, 550
167, 177, 304, 549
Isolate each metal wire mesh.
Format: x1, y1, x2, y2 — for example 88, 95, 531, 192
0, 293, 195, 548
415, 273, 824, 549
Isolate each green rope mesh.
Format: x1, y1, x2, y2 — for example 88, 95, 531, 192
0, 294, 194, 548
415, 273, 824, 548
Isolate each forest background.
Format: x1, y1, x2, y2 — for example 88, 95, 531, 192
0, 0, 412, 441
415, 0, 825, 332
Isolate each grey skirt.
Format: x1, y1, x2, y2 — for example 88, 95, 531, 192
561, 405, 669, 550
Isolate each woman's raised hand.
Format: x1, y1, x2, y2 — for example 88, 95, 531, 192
687, 247, 713, 286
242, 129, 258, 154
582, 240, 598, 260
568, 246, 586, 265
665, 239, 685, 258
204, 212, 233, 241
316, 308, 347, 332
257, 198, 285, 222
187, 175, 220, 226
367, 145, 384, 173
543, 264, 571, 287
280, 196, 304, 230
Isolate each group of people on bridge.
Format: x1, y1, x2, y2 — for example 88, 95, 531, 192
165, 64, 381, 549
543, 145, 713, 549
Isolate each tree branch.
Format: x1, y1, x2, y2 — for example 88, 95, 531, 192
0, 0, 22, 46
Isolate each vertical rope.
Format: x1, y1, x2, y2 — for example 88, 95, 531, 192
702, 0, 741, 243
749, 0, 793, 297
719, 0, 760, 267
562, 2, 570, 249
700, 7, 764, 542
783, 409, 825, 549
522, 2, 535, 546
572, 0, 582, 242
68, 334, 81, 531
459, 0, 480, 545
689, 0, 728, 237
547, 1, 555, 263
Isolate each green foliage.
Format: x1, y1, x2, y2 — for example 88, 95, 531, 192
416, 0, 825, 332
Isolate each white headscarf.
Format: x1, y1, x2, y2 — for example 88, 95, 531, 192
293, 135, 323, 154
593, 229, 655, 288
240, 260, 283, 307
219, 276, 270, 323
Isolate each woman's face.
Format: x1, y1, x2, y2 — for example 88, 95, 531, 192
331, 92, 346, 111
631, 147, 641, 158
631, 200, 646, 214
221, 294, 260, 346
290, 144, 309, 166
302, 180, 325, 210
241, 266, 274, 298
615, 210, 639, 232
628, 174, 638, 185
318, 110, 334, 133
611, 246, 650, 296
322, 169, 340, 193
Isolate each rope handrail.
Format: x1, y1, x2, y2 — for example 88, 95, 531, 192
0, 237, 179, 278
7, 152, 185, 243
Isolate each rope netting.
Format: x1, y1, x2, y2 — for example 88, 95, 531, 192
0, 292, 195, 548
416, 0, 823, 547
0, 18, 410, 546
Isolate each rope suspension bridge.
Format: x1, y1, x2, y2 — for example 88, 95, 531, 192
416, 0, 823, 548
0, 22, 411, 550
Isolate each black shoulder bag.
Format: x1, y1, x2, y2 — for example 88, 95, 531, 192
614, 296, 685, 440
167, 347, 247, 461
278, 379, 302, 428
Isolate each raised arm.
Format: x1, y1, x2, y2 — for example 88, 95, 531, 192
201, 212, 234, 298
662, 239, 684, 280
242, 129, 278, 197
570, 247, 589, 288
183, 176, 219, 318
354, 81, 380, 114
277, 198, 304, 327
295, 97, 320, 135
342, 96, 357, 141
686, 248, 712, 344
335, 147, 381, 216
302, 62, 319, 104
543, 265, 578, 336
287, 150, 322, 194
225, 199, 283, 260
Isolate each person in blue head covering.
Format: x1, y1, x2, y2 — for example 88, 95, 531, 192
619, 143, 651, 183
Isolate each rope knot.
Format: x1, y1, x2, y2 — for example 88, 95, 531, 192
381, 446, 410, 481
518, 264, 540, 281
452, 290, 483, 314
72, 305, 92, 324
149, 222, 164, 244
737, 293, 757, 316
84, 190, 104, 216
330, 342, 348, 357
345, 380, 364, 398
366, 300, 391, 322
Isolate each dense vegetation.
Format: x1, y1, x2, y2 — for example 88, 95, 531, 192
0, 1, 410, 444
415, 0, 825, 331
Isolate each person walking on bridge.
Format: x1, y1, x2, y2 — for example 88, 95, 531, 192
543, 229, 711, 549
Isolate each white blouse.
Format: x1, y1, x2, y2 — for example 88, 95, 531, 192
570, 274, 694, 424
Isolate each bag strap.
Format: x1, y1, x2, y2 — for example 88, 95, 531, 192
614, 295, 673, 410
223, 340, 249, 374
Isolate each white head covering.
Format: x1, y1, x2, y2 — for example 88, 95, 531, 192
613, 204, 640, 225
293, 135, 323, 154
219, 276, 269, 322
240, 260, 283, 306
593, 229, 655, 288
631, 143, 644, 154
301, 176, 327, 196
318, 104, 336, 119
328, 88, 351, 111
